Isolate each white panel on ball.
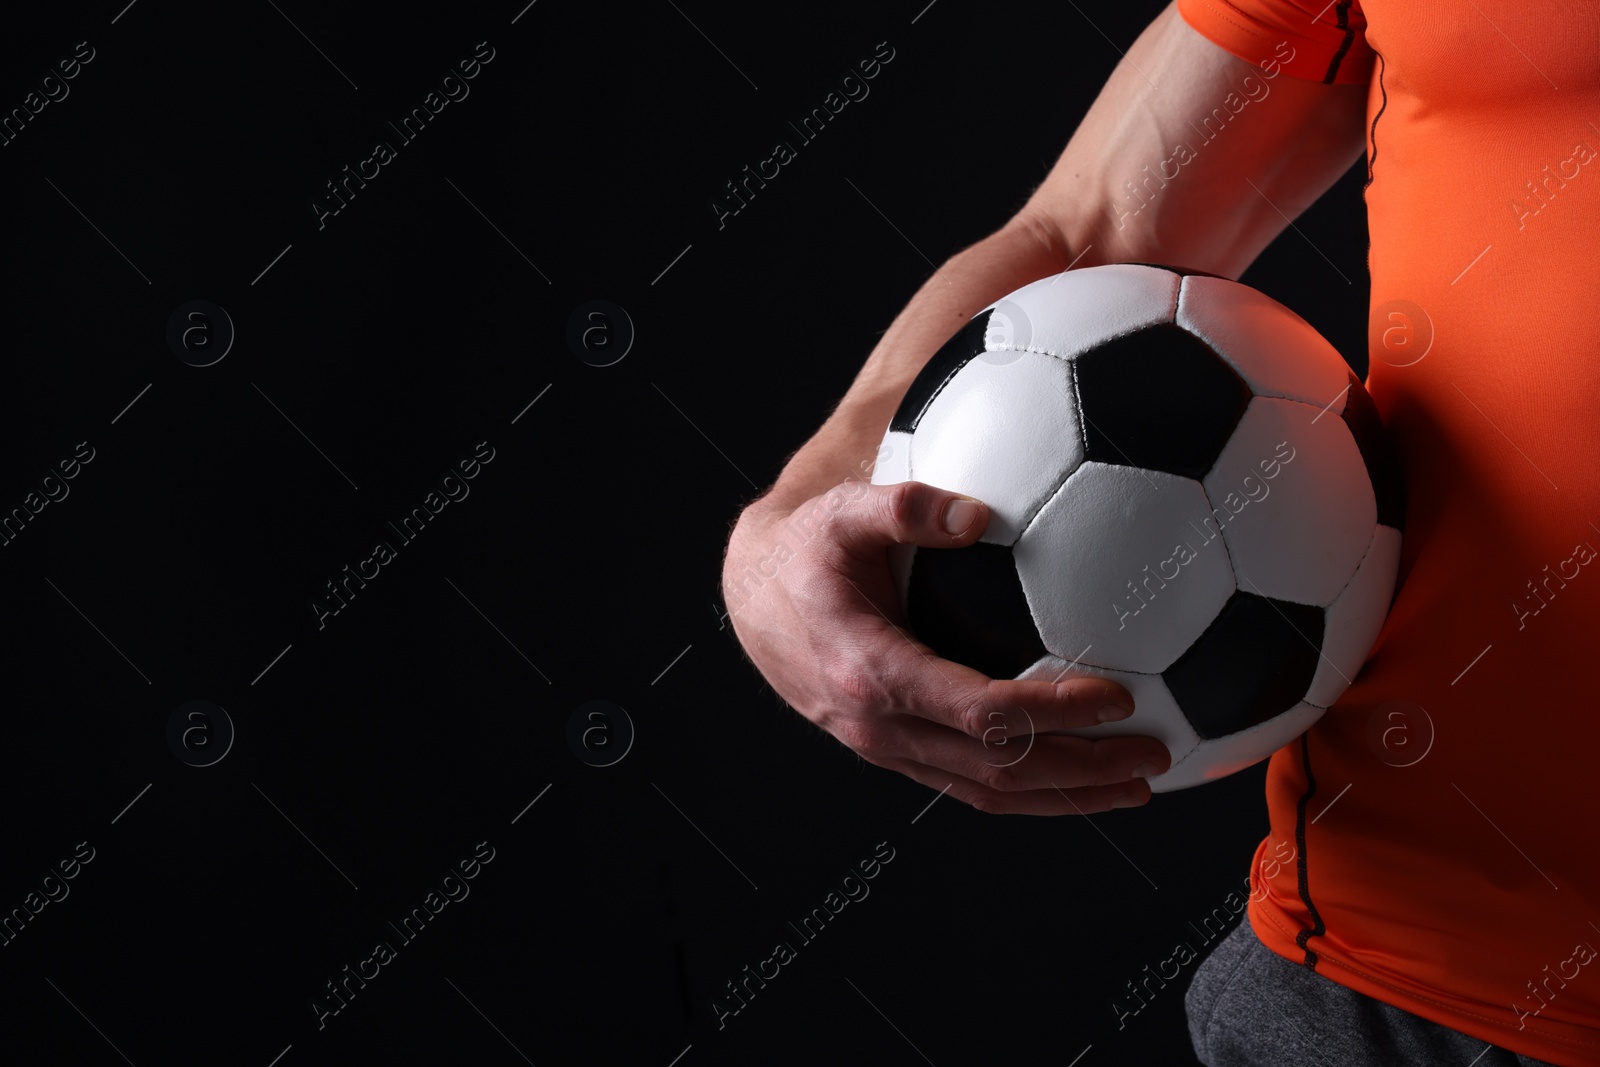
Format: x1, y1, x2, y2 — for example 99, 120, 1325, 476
909, 350, 1084, 546
869, 430, 914, 487
989, 264, 1179, 359
1018, 655, 1202, 792
1157, 701, 1325, 791
1177, 276, 1353, 412
1017, 462, 1235, 674
1203, 396, 1377, 607
1306, 524, 1403, 707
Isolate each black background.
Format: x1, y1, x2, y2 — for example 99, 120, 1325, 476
0, 1, 1368, 1064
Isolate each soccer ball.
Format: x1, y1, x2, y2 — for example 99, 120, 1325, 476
871, 263, 1403, 792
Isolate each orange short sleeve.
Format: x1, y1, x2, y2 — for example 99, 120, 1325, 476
1176, 0, 1376, 84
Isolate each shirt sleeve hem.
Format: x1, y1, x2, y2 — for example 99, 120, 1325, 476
1176, 0, 1375, 85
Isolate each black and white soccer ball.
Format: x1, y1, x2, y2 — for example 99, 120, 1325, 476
871, 263, 1404, 792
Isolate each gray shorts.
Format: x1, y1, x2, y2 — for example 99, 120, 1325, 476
1184, 918, 1563, 1067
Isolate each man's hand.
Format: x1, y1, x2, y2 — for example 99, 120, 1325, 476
724, 478, 1172, 815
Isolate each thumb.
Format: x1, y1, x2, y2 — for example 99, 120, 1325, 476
826, 480, 989, 560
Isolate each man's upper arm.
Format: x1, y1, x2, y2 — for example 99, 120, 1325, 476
1009, 0, 1369, 281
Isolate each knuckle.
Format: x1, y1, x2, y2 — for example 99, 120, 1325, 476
831, 711, 890, 757
826, 663, 881, 710
810, 493, 848, 539
785, 565, 838, 614
817, 477, 871, 529
879, 480, 926, 534
1052, 681, 1083, 717
804, 513, 858, 575
951, 693, 994, 740
973, 759, 1017, 792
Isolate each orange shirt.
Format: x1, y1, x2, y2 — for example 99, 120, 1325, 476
1174, 2, 1600, 1064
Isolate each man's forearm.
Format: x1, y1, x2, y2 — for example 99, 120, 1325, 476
750, 214, 1110, 520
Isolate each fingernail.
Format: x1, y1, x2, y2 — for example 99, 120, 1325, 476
1111, 793, 1143, 809
1098, 704, 1133, 722
1131, 761, 1160, 778
942, 497, 980, 535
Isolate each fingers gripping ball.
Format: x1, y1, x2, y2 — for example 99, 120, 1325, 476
872, 264, 1404, 792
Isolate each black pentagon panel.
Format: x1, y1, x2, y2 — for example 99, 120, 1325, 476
1339, 371, 1406, 531
1073, 323, 1252, 480
1163, 591, 1324, 740
905, 542, 1047, 680
889, 311, 995, 434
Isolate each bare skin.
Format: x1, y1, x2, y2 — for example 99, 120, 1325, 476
722, 3, 1369, 815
